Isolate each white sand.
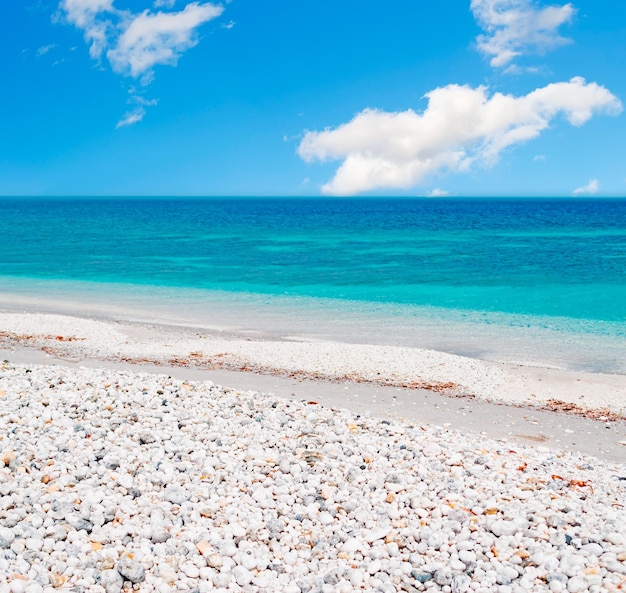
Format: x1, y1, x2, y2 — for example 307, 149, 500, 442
0, 312, 624, 418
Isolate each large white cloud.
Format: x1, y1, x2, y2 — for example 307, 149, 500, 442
471, 0, 576, 68
60, 0, 223, 78
297, 77, 621, 196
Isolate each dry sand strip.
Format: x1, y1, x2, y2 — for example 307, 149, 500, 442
0, 313, 625, 417
0, 311, 625, 464
1, 346, 625, 465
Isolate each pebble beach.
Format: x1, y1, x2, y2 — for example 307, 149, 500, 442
0, 311, 624, 592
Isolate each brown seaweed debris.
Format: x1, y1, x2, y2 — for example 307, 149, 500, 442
159, 353, 463, 395
2, 330, 623, 422
0, 331, 84, 343
541, 398, 624, 422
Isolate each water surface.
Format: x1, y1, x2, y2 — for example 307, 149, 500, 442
1, 197, 625, 372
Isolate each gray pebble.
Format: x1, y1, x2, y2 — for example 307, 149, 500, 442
100, 569, 124, 593
451, 574, 471, 593
116, 555, 146, 583
0, 526, 15, 548
434, 568, 453, 586
163, 486, 191, 504
66, 515, 93, 533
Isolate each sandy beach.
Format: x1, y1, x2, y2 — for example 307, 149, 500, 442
5, 0, 626, 588
0, 309, 625, 459
1, 311, 625, 416
0, 309, 625, 592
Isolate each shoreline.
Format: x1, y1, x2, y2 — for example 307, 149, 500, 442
1, 310, 625, 415
0, 310, 625, 462
2, 279, 626, 376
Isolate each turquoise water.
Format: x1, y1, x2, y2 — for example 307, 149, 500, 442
1, 197, 625, 371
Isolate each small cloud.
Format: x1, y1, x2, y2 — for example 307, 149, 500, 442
115, 91, 157, 127
471, 0, 576, 69
130, 94, 158, 107
427, 188, 450, 197
154, 0, 176, 7
37, 44, 57, 57
116, 107, 146, 128
221, 20, 235, 29
533, 154, 546, 162
503, 64, 545, 75
573, 179, 599, 195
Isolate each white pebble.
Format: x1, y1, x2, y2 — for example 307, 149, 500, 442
0, 361, 621, 593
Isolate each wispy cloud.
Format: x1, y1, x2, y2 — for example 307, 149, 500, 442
58, 0, 224, 124
471, 0, 576, 69
59, 0, 116, 60
129, 93, 159, 107
59, 0, 223, 78
114, 91, 159, 128
533, 154, 546, 161
298, 77, 621, 196
573, 178, 599, 195
107, 3, 224, 78
37, 44, 58, 56
116, 107, 146, 128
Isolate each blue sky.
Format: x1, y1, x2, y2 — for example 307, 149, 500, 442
1, 0, 625, 196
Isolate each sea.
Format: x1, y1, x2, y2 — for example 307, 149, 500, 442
0, 197, 625, 373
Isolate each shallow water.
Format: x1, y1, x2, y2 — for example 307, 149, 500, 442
0, 277, 625, 374
1, 197, 625, 372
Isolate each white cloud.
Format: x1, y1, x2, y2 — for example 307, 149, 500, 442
130, 94, 159, 107
471, 0, 576, 68
58, 0, 223, 125
37, 44, 57, 56
427, 188, 450, 197
108, 3, 224, 77
59, 0, 116, 60
573, 179, 599, 195
59, 1, 223, 77
116, 106, 146, 128
297, 77, 621, 196
502, 64, 543, 75
533, 154, 546, 161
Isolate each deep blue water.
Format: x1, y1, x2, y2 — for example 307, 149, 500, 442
1, 197, 625, 323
